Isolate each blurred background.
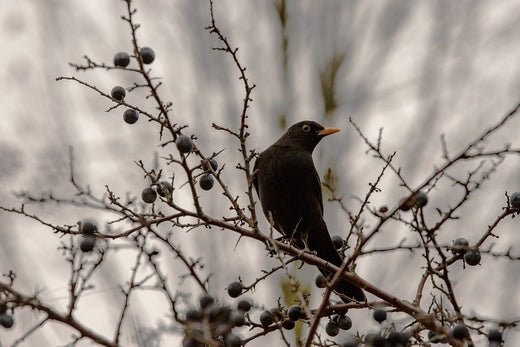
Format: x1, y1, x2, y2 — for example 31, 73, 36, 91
1, 0, 519, 346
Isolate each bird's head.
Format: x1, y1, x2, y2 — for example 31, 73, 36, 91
276, 121, 340, 152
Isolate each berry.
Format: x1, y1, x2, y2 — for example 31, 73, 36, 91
387, 331, 410, 345
176, 135, 193, 154
0, 313, 14, 328
185, 308, 203, 321
202, 158, 219, 172
199, 174, 214, 191
123, 109, 139, 124
464, 249, 481, 266
325, 321, 339, 336
315, 274, 327, 288
336, 315, 352, 330
287, 305, 303, 321
111, 86, 126, 101
141, 187, 157, 204
387, 331, 402, 344
157, 181, 173, 198
370, 333, 386, 347
452, 324, 468, 340
373, 308, 387, 323
413, 191, 428, 208
282, 319, 295, 330
231, 311, 245, 327
182, 338, 203, 347
340, 339, 359, 347
511, 192, 520, 209
80, 234, 96, 253
453, 238, 469, 254
81, 220, 97, 234
259, 310, 274, 327
113, 52, 130, 67
236, 299, 251, 312
224, 333, 241, 347
488, 328, 502, 342
227, 281, 243, 298
199, 293, 214, 309
399, 197, 414, 211
140, 47, 155, 64
208, 305, 231, 323
332, 235, 343, 250
0, 314, 13, 328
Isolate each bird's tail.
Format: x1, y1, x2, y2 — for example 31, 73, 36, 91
307, 222, 366, 302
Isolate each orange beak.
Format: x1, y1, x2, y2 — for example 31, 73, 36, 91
318, 127, 340, 136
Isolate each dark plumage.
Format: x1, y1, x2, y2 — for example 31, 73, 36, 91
253, 121, 365, 302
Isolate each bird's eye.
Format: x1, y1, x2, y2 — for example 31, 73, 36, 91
302, 124, 311, 132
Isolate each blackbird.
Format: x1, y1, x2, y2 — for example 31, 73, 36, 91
253, 121, 366, 302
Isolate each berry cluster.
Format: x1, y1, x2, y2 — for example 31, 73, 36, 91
182, 287, 250, 347
111, 47, 156, 124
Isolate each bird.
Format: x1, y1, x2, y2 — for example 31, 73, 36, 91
253, 120, 366, 302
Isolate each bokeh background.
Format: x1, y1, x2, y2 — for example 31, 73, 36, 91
1, 0, 519, 346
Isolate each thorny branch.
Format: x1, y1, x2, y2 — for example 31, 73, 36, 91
1, 0, 520, 346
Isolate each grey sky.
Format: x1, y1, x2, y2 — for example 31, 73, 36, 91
1, 1, 519, 346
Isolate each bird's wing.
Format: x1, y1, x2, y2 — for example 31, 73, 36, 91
313, 169, 324, 215
252, 154, 260, 196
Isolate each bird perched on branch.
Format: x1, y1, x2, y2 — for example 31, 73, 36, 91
253, 121, 365, 302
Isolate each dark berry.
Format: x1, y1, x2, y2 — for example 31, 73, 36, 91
388, 331, 410, 345
113, 52, 130, 67
0, 313, 14, 328
332, 235, 343, 250
464, 249, 481, 266
452, 324, 468, 340
208, 305, 231, 323
199, 174, 214, 191
259, 310, 274, 327
202, 158, 219, 172
111, 86, 126, 101
157, 181, 173, 198
236, 299, 251, 312
141, 187, 157, 204
140, 47, 155, 64
81, 220, 97, 234
80, 234, 96, 253
287, 305, 303, 321
185, 308, 203, 321
227, 281, 243, 298
387, 331, 402, 344
224, 333, 241, 347
199, 293, 214, 309
488, 328, 502, 342
182, 338, 203, 347
336, 315, 352, 330
453, 238, 469, 254
176, 135, 193, 154
413, 191, 428, 207
325, 321, 339, 336
282, 319, 295, 330
231, 311, 245, 327
369, 333, 386, 347
511, 192, 520, 209
123, 109, 139, 124
399, 197, 414, 211
315, 274, 327, 288
340, 338, 359, 347
373, 308, 387, 323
